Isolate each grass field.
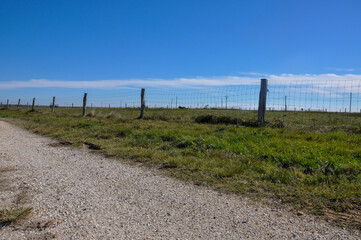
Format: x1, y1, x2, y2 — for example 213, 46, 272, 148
1, 106, 361, 230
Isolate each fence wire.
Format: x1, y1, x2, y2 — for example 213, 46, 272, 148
1, 78, 361, 130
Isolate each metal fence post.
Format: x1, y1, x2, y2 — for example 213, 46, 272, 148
258, 78, 268, 124
17, 98, 21, 109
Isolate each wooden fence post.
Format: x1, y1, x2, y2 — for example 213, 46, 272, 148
258, 79, 268, 124
17, 99, 21, 109
6, 99, 9, 109
139, 88, 145, 119
82, 93, 87, 116
32, 98, 36, 111
52, 96, 56, 113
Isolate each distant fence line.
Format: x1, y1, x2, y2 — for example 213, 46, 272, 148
1, 78, 361, 124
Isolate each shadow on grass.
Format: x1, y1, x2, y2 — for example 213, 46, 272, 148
195, 114, 285, 128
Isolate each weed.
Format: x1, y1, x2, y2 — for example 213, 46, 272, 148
0, 207, 32, 226
87, 110, 96, 117
106, 112, 120, 119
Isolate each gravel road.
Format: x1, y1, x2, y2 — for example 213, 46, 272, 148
0, 120, 359, 239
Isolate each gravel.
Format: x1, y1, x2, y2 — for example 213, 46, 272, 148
0, 120, 359, 239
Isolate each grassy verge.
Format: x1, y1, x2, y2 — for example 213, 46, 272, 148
1, 107, 361, 230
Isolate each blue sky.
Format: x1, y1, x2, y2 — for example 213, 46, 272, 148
1, 0, 361, 109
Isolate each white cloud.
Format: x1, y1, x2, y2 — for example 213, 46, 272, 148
326, 67, 355, 72
238, 72, 270, 76
0, 73, 360, 92
0, 77, 258, 89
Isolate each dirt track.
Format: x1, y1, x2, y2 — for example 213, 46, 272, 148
0, 120, 359, 239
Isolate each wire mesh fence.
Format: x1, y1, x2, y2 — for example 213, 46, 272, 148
1, 78, 361, 130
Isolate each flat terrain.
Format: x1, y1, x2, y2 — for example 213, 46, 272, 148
0, 120, 360, 239
1, 107, 361, 231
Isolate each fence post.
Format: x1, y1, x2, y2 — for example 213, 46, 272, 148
52, 96, 56, 113
32, 98, 36, 111
6, 99, 9, 109
350, 93, 352, 113
17, 98, 21, 109
258, 78, 268, 124
139, 88, 145, 119
82, 93, 87, 116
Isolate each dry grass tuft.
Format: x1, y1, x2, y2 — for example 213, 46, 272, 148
0, 167, 32, 228
0, 207, 32, 226
105, 111, 121, 119
87, 110, 96, 117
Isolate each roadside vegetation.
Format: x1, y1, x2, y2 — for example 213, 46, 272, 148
1, 106, 361, 230
0, 167, 32, 227
0, 207, 32, 227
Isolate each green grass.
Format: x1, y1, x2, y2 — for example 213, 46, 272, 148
1, 106, 361, 230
